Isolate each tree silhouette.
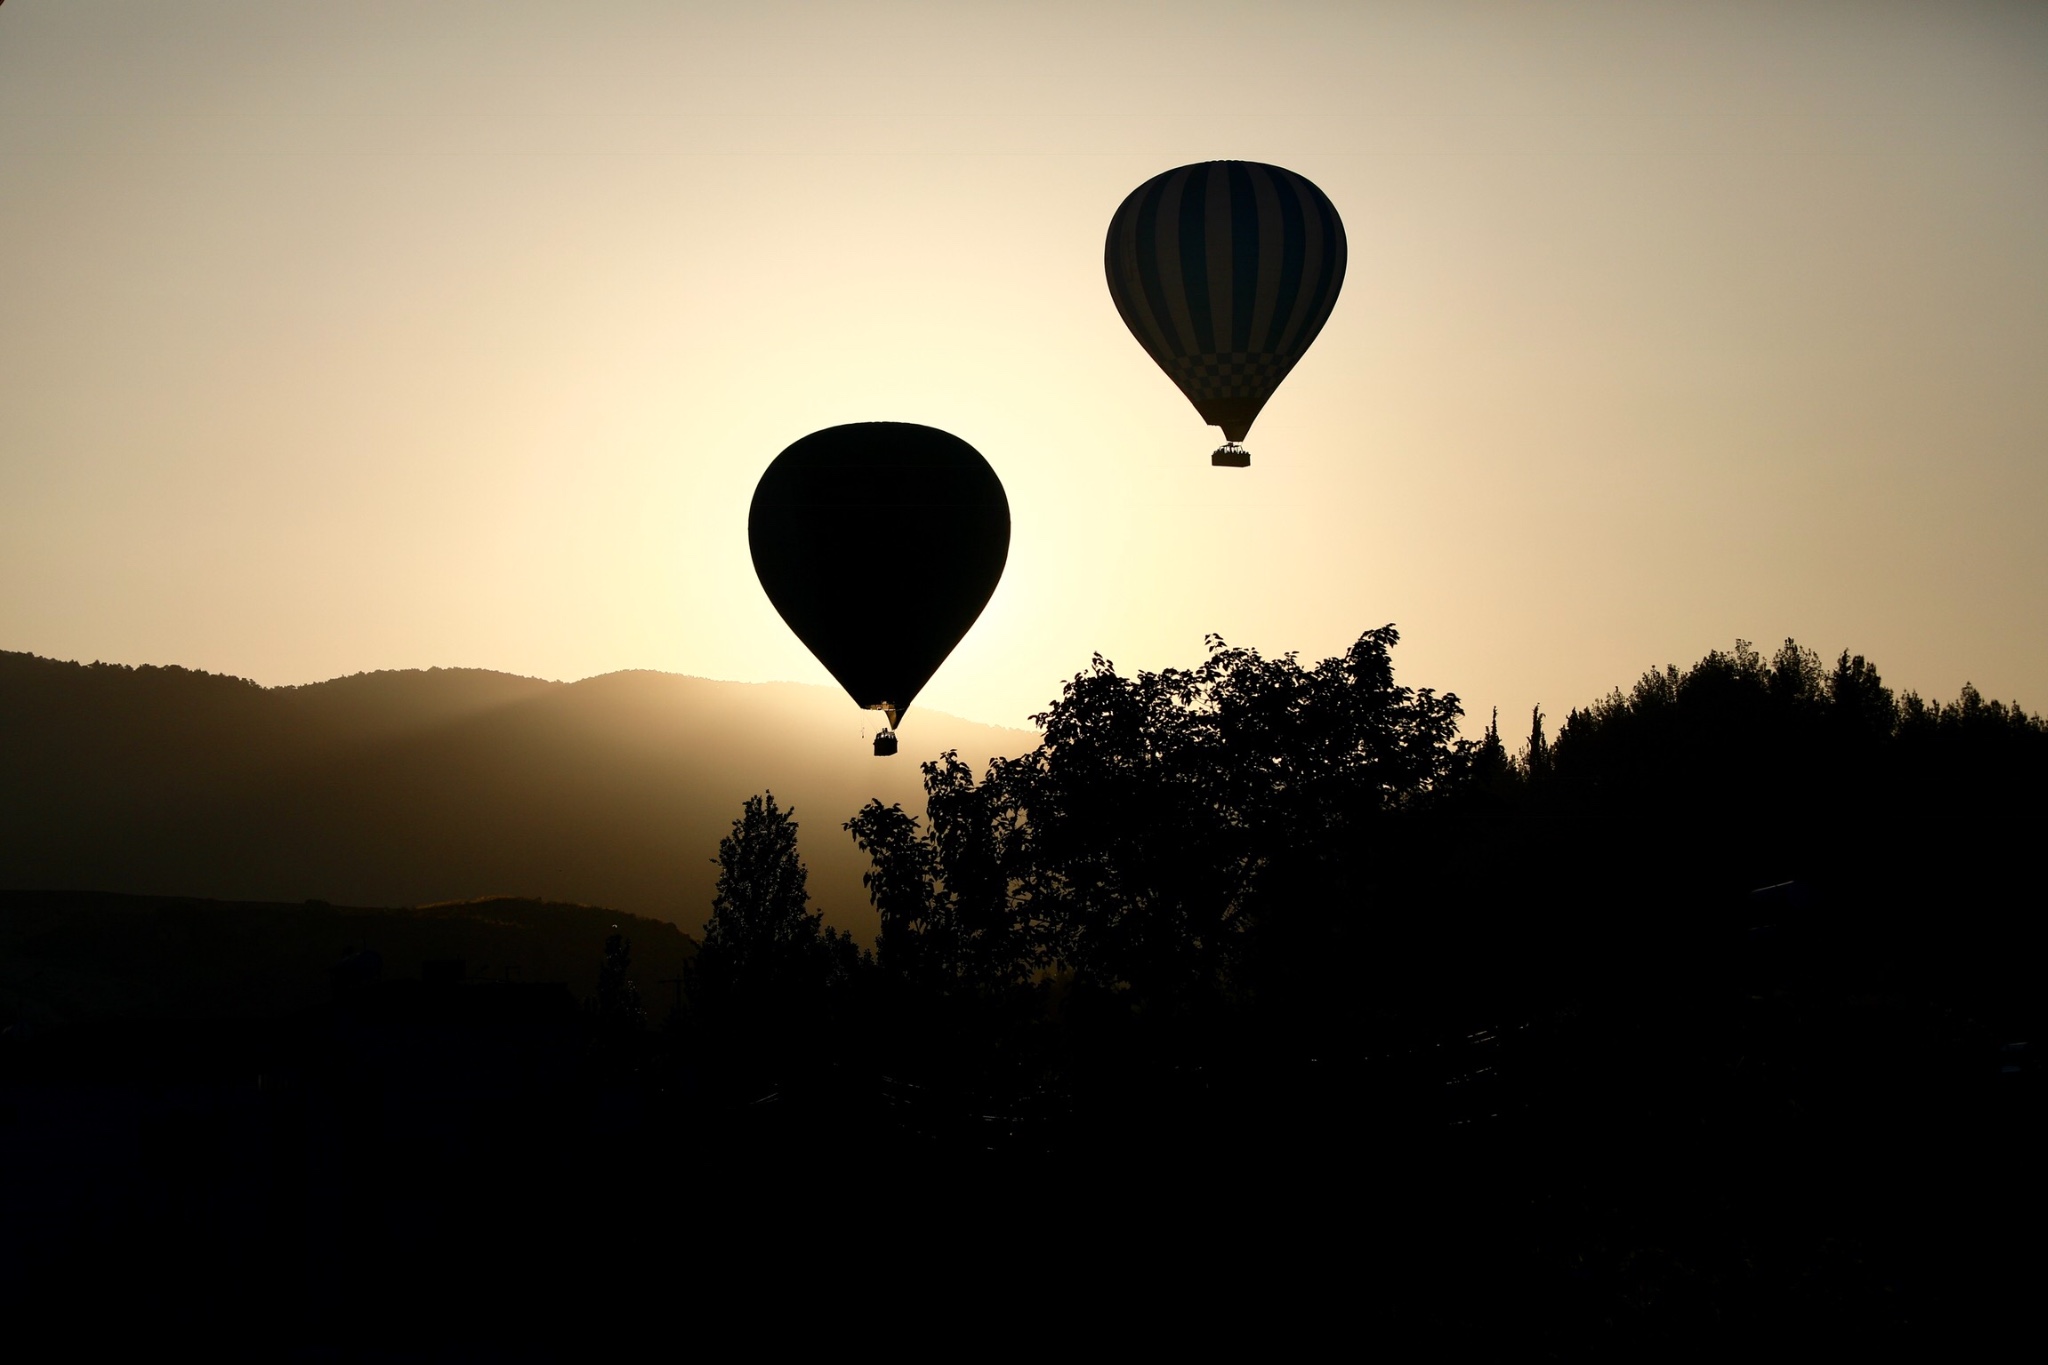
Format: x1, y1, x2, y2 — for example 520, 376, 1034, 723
845, 752, 1032, 991
690, 792, 868, 1086
594, 926, 646, 1030
699, 791, 818, 993
846, 627, 1472, 1007
1524, 635, 2047, 942
1522, 703, 1551, 777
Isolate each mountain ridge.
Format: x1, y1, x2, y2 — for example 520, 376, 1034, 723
0, 650, 1036, 937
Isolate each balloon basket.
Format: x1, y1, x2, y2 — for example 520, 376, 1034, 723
872, 730, 899, 757
1211, 443, 1250, 468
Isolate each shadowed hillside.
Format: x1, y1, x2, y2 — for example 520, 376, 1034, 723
0, 889, 694, 1027
0, 653, 1033, 935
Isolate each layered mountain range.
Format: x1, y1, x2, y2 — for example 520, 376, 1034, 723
0, 652, 1032, 936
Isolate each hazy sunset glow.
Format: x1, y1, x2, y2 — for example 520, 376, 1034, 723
3, 1, 2043, 728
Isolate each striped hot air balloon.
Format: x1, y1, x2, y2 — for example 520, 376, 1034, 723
1105, 161, 1346, 467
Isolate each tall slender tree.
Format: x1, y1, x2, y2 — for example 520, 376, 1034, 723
700, 792, 818, 994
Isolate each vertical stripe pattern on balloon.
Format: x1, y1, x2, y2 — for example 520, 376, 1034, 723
1105, 161, 1346, 442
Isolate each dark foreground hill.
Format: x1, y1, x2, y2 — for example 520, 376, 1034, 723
0, 889, 693, 1027
0, 652, 1031, 936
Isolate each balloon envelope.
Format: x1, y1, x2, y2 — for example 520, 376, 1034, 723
748, 423, 1009, 728
1105, 160, 1346, 444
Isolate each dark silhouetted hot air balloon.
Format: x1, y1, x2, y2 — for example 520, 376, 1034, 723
1105, 160, 1346, 467
749, 423, 1009, 755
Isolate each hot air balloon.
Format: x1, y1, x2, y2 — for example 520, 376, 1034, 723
1105, 160, 1346, 467
749, 423, 1009, 755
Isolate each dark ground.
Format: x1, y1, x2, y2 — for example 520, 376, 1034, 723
2, 889, 2034, 1359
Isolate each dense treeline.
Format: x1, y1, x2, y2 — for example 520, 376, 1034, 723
668, 628, 2040, 1348
692, 627, 2041, 1066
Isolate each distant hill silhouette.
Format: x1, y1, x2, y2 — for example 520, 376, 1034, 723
0, 653, 1032, 935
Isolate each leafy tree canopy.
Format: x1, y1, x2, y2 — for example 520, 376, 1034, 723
849, 627, 1472, 1000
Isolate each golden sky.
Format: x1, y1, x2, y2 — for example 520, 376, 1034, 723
3, 1, 2044, 731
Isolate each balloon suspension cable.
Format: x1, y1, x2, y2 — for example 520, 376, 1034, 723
1211, 442, 1251, 468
